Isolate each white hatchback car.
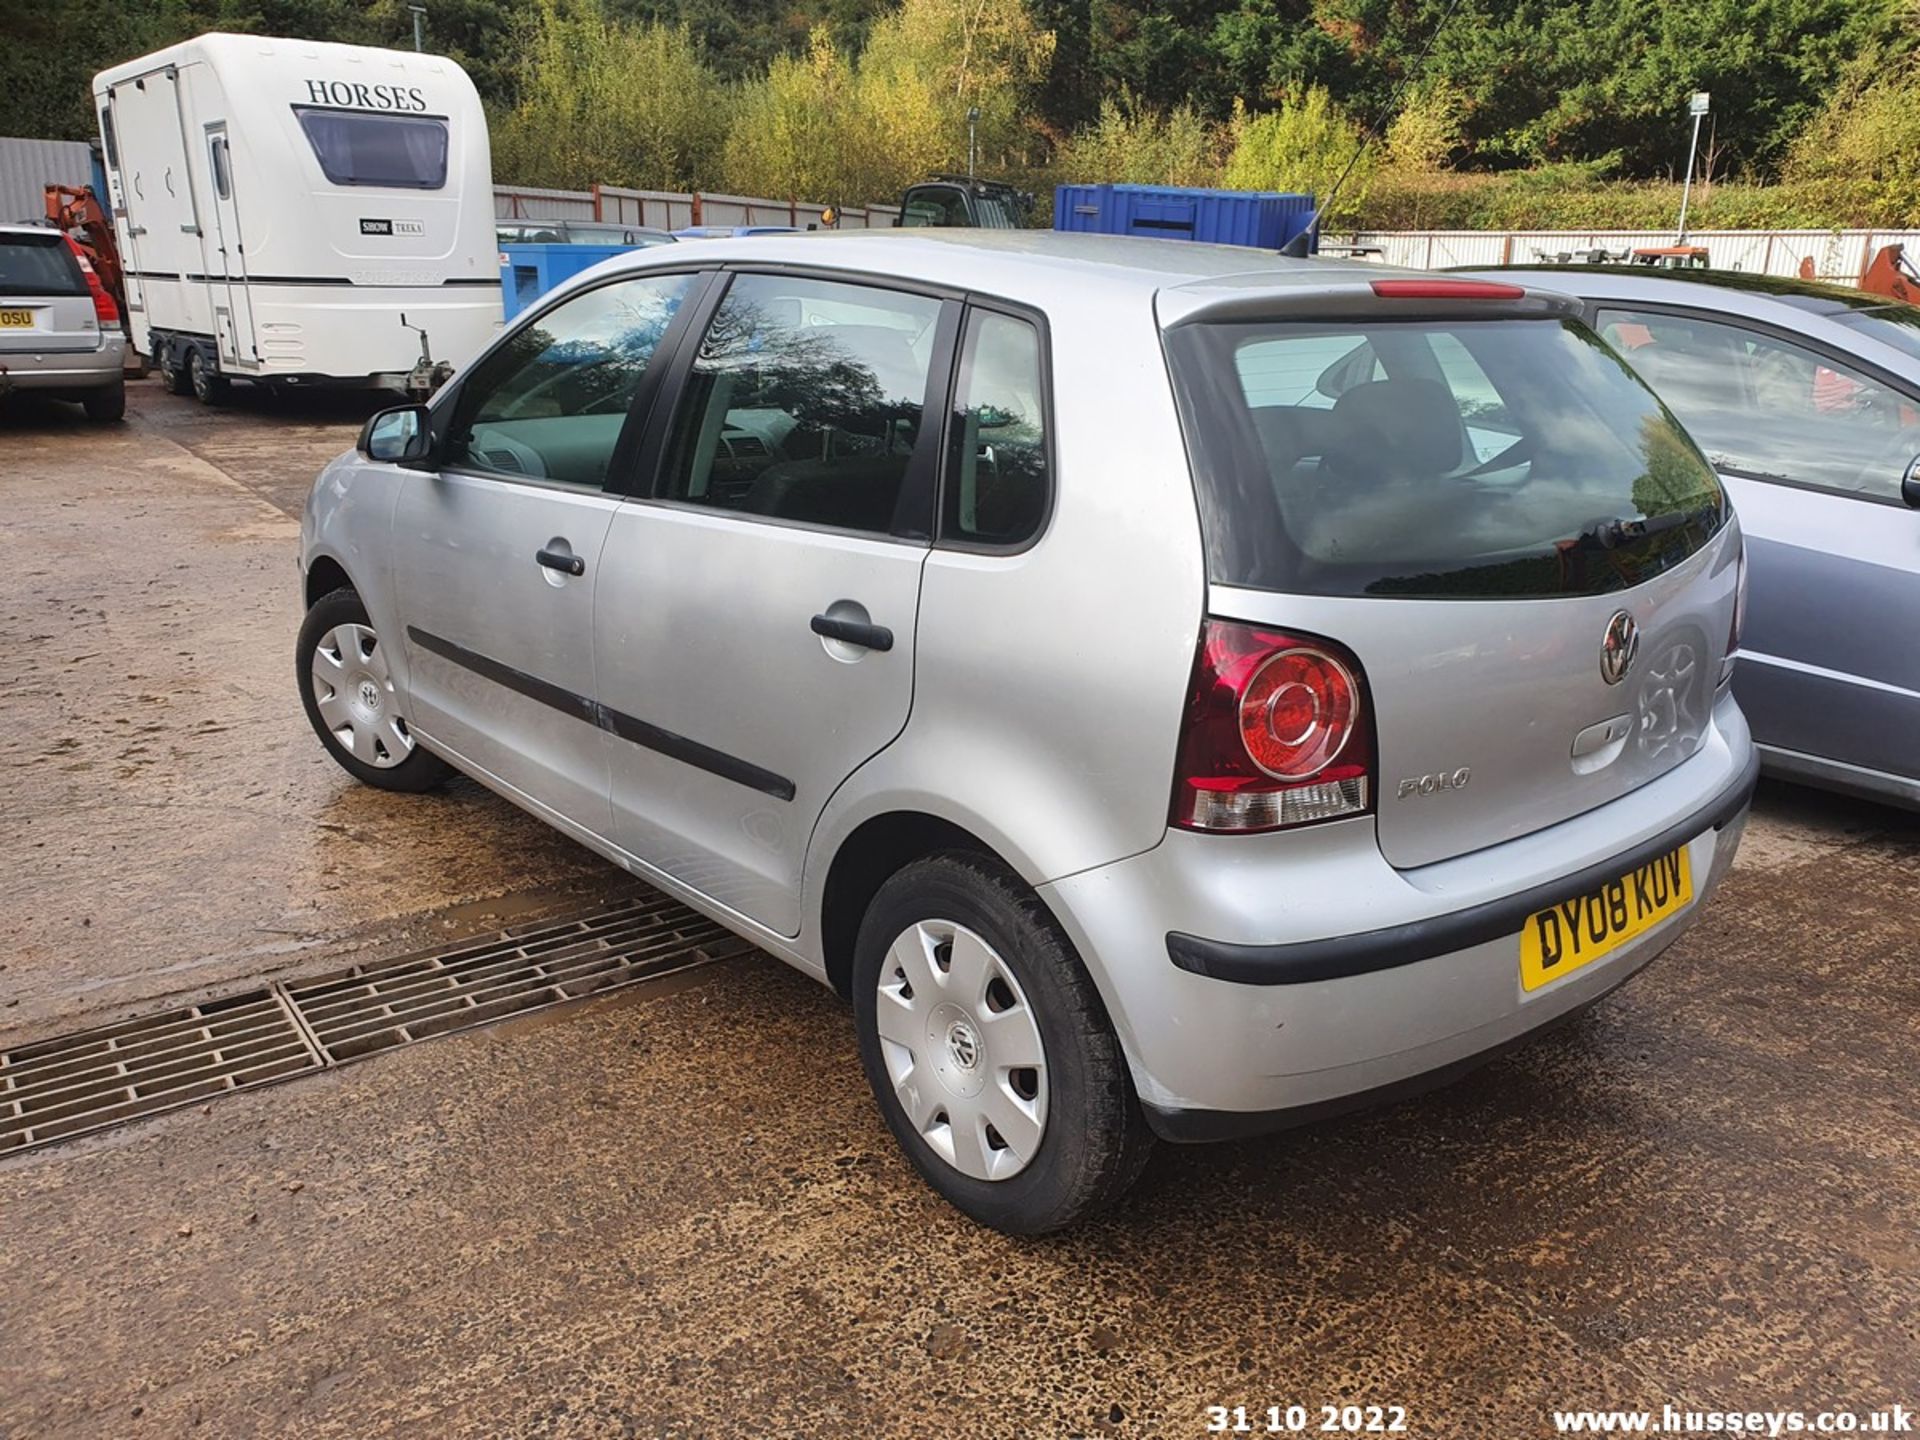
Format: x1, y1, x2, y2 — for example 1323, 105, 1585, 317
300, 231, 1756, 1232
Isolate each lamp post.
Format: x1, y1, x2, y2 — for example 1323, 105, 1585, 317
408, 4, 427, 52
967, 106, 980, 179
1676, 91, 1710, 242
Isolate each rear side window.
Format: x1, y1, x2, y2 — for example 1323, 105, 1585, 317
943, 309, 1049, 546
294, 107, 448, 189
0, 232, 86, 297
657, 273, 943, 536
1166, 317, 1726, 600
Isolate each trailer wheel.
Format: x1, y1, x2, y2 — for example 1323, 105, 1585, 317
157, 343, 192, 396
187, 348, 228, 405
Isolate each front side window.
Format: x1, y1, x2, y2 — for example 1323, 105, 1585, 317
445, 273, 691, 488
944, 310, 1049, 545
1598, 307, 1920, 502
657, 273, 942, 536
1167, 316, 1726, 600
294, 107, 448, 189
900, 189, 970, 228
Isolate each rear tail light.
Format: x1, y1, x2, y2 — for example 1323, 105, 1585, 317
1719, 540, 1747, 690
1171, 619, 1375, 833
65, 237, 118, 326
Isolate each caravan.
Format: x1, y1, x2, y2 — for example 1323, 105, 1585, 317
93, 34, 500, 401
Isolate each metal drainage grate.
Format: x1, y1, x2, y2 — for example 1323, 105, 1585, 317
284, 892, 753, 1062
2, 893, 755, 1156
1, 991, 321, 1155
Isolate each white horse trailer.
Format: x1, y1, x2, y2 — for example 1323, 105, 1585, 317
92, 33, 500, 401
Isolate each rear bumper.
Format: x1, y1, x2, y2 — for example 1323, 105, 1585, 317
1039, 695, 1755, 1128
0, 336, 125, 392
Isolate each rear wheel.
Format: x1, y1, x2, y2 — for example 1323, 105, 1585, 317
852, 852, 1153, 1234
82, 380, 125, 423
296, 587, 451, 793
187, 347, 227, 405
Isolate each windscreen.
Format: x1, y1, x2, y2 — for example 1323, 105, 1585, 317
0, 232, 86, 297
1166, 316, 1726, 600
295, 107, 448, 189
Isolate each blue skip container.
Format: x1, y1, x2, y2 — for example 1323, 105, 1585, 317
1053, 184, 1316, 251
499, 243, 635, 320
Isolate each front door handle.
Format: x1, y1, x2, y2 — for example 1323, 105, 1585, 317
811, 613, 893, 652
536, 546, 585, 577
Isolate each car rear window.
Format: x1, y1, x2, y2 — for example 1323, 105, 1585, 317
1166, 316, 1727, 600
0, 232, 86, 297
294, 107, 448, 189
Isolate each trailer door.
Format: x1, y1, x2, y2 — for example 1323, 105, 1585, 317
203, 126, 255, 369
97, 100, 144, 326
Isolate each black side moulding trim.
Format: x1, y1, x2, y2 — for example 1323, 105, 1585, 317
405, 627, 796, 802
1165, 746, 1760, 987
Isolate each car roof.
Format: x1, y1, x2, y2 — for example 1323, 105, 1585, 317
1451, 263, 1920, 378
0, 223, 59, 238
581, 227, 1412, 312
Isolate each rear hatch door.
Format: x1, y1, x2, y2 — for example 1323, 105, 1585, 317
1163, 278, 1739, 869
0, 232, 99, 355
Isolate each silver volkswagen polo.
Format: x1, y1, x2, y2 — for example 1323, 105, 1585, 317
298, 231, 1756, 1233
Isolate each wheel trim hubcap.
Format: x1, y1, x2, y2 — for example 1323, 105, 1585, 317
875, 919, 1048, 1183
309, 622, 413, 769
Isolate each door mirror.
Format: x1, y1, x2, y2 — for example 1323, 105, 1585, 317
359, 404, 432, 463
1904, 455, 1920, 509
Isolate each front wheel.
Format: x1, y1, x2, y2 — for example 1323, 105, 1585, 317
852, 852, 1153, 1234
187, 347, 227, 405
157, 343, 191, 396
296, 587, 451, 792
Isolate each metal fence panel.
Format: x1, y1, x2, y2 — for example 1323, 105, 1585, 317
1340, 227, 1920, 285
0, 136, 94, 224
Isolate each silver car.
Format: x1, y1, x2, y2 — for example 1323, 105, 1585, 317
1459, 266, 1920, 810
298, 233, 1755, 1232
0, 224, 125, 420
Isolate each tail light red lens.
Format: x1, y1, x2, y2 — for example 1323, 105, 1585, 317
65, 238, 118, 326
1171, 619, 1375, 833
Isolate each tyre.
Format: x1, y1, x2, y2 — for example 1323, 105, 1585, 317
187, 346, 227, 405
296, 587, 452, 793
157, 343, 192, 396
82, 380, 126, 423
853, 851, 1153, 1234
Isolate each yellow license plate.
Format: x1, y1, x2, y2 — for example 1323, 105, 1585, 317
0, 308, 34, 328
1519, 845, 1692, 992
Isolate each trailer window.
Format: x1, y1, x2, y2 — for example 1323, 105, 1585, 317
210, 136, 232, 200
294, 107, 448, 189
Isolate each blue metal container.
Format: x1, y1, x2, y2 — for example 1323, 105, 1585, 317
1053, 184, 1316, 251
498, 243, 634, 320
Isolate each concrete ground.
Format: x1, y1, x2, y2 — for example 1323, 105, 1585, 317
1, 380, 1916, 1439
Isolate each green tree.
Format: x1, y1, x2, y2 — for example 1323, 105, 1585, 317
1224, 87, 1372, 223
1057, 91, 1224, 185
489, 0, 729, 190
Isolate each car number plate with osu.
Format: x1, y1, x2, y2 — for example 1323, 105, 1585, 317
1519, 846, 1692, 992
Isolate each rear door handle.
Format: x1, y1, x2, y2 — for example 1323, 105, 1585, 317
810, 614, 893, 652
536, 547, 585, 576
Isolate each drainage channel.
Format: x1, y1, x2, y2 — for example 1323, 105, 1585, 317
1, 893, 754, 1156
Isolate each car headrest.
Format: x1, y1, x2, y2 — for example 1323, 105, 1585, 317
1325, 378, 1462, 479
